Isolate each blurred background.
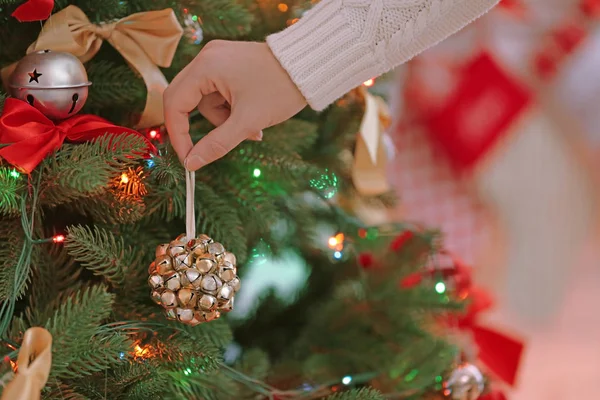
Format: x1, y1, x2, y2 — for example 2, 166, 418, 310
381, 0, 600, 398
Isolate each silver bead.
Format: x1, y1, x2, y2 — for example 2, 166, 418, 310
160, 290, 177, 309
446, 364, 485, 400
173, 252, 193, 271
163, 272, 181, 291
229, 276, 241, 292
147, 274, 164, 289
220, 252, 237, 266
177, 288, 197, 308
196, 257, 216, 274
8, 50, 91, 120
208, 242, 225, 256
176, 308, 195, 323
155, 243, 169, 258
216, 284, 234, 304
200, 274, 222, 295
167, 240, 187, 257
218, 261, 236, 282
155, 255, 173, 275
180, 268, 201, 288
198, 294, 217, 311
219, 297, 234, 313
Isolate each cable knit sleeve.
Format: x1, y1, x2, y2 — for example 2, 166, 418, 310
266, 0, 499, 111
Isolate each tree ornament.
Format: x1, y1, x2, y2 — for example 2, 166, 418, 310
148, 234, 240, 325
8, 50, 91, 120
445, 364, 485, 400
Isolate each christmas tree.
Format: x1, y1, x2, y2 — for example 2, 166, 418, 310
0, 1, 502, 399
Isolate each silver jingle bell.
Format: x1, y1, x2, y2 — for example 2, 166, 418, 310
8, 50, 91, 120
446, 363, 485, 400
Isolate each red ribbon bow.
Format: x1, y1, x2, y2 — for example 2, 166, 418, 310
11, 0, 54, 22
455, 288, 524, 387
0, 99, 156, 173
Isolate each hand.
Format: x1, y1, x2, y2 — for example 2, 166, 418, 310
163, 41, 307, 170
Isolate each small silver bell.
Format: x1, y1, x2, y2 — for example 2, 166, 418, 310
8, 50, 91, 120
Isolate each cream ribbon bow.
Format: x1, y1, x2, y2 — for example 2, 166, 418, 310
352, 87, 393, 196
1, 328, 52, 400
1, 5, 183, 129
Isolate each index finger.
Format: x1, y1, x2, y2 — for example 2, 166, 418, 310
163, 63, 207, 164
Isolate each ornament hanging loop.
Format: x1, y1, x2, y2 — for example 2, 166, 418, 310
186, 169, 195, 240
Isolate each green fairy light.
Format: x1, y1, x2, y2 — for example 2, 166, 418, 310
183, 367, 192, 376
9, 169, 19, 179
435, 375, 443, 383
309, 169, 339, 199
253, 168, 261, 178
404, 369, 419, 382
435, 282, 446, 294
192, 15, 198, 21
366, 227, 378, 240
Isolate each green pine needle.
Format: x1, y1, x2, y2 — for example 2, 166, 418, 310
325, 388, 385, 400
45, 285, 131, 380
65, 225, 137, 286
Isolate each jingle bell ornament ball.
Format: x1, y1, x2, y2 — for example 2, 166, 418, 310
445, 363, 485, 400
148, 234, 240, 326
8, 50, 91, 120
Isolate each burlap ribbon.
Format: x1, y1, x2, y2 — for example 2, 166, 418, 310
352, 87, 393, 196
1, 328, 52, 400
1, 5, 183, 129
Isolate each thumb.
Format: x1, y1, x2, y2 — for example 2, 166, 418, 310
184, 115, 249, 171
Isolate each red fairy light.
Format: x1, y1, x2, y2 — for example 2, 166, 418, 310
149, 129, 158, 139
53, 234, 65, 243
358, 252, 375, 269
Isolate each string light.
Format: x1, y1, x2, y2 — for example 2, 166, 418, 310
149, 129, 158, 139
9, 169, 19, 179
327, 233, 345, 250
52, 234, 65, 243
183, 367, 192, 376
119, 352, 126, 360
146, 158, 156, 168
435, 282, 446, 294
363, 78, 375, 87
120, 173, 130, 184
342, 376, 352, 385
333, 251, 342, 260
278, 3, 289, 12
253, 168, 262, 178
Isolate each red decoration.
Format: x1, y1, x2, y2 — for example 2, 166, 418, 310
52, 234, 65, 243
454, 288, 524, 386
553, 25, 587, 54
0, 99, 156, 174
11, 0, 54, 22
400, 272, 423, 289
426, 53, 532, 172
581, 0, 600, 17
358, 252, 375, 269
481, 390, 508, 400
390, 231, 414, 252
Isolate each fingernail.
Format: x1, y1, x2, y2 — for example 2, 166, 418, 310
185, 155, 204, 171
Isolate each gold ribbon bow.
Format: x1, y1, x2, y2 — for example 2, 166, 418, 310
1, 328, 52, 400
352, 87, 393, 196
1, 5, 183, 129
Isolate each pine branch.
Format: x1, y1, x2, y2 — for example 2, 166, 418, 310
40, 134, 148, 207
0, 218, 27, 301
0, 0, 19, 5
0, 90, 5, 110
65, 225, 137, 286
84, 60, 146, 115
45, 285, 131, 380
262, 119, 320, 154
0, 167, 24, 216
26, 245, 84, 327
195, 181, 248, 263
326, 388, 385, 400
180, 0, 254, 38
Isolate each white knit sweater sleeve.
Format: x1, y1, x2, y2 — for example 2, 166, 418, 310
266, 0, 499, 111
